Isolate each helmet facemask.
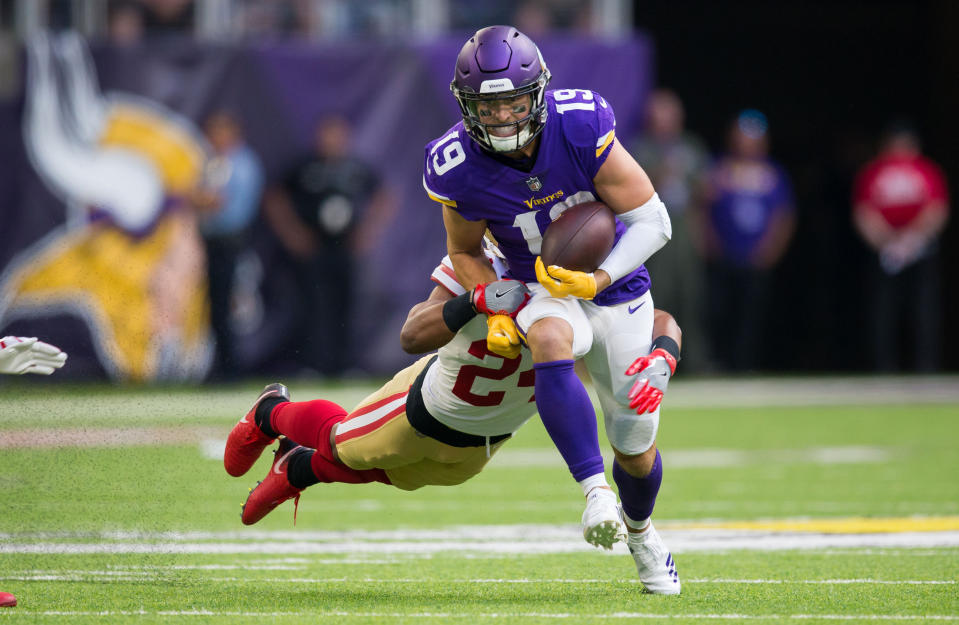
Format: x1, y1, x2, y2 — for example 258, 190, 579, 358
451, 64, 551, 154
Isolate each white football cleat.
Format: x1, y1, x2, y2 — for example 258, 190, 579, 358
581, 487, 627, 550
626, 520, 681, 594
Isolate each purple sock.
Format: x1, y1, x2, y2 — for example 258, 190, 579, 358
533, 360, 604, 481
614, 449, 662, 522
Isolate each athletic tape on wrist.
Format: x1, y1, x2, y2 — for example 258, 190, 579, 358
650, 335, 681, 362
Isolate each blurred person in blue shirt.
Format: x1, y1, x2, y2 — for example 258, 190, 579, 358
193, 111, 265, 379
704, 110, 795, 371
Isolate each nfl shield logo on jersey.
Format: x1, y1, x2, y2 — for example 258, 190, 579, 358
525, 176, 542, 192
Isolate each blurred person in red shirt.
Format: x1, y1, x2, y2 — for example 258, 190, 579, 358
852, 121, 950, 372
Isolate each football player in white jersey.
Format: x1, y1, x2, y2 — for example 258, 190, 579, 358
224, 251, 682, 565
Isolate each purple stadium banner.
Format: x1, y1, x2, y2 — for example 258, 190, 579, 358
0, 33, 653, 381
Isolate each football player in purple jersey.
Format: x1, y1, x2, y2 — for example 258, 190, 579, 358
423, 26, 679, 593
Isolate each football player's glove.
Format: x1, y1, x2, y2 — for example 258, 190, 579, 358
486, 314, 522, 359
535, 256, 597, 300
0, 336, 67, 375
625, 348, 677, 415
471, 279, 531, 318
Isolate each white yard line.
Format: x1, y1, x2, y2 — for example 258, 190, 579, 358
1, 573, 953, 585
3, 610, 958, 620
2, 529, 959, 554
0, 427, 225, 449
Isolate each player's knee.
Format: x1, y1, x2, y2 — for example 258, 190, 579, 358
526, 317, 574, 362
614, 444, 657, 478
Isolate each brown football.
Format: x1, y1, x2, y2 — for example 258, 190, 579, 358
540, 201, 617, 272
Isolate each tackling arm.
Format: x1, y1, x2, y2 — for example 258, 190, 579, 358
652, 309, 682, 351
400, 286, 459, 354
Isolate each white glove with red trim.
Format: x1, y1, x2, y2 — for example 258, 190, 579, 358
0, 336, 68, 375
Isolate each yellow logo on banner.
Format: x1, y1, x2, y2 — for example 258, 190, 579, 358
0, 33, 212, 381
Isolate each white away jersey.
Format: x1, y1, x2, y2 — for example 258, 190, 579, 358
421, 255, 537, 436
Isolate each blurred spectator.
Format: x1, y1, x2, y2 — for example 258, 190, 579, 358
630, 88, 712, 371
510, 0, 592, 34
107, 0, 192, 40
108, 1, 145, 45
703, 110, 796, 371
141, 0, 194, 37
263, 114, 394, 377
852, 122, 950, 372
192, 111, 265, 379
512, 1, 556, 37
237, 0, 309, 40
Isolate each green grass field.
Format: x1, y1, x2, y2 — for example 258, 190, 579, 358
1, 377, 958, 624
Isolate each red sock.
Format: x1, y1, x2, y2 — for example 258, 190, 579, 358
271, 400, 390, 486
310, 452, 390, 485
270, 400, 346, 450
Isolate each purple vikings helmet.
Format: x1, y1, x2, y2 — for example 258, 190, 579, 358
451, 25, 551, 153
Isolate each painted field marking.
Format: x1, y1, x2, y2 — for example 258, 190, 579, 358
3, 525, 959, 554
2, 610, 958, 620
5, 516, 957, 542
1, 572, 954, 586
0, 427, 227, 449
3, 518, 959, 558
672, 516, 959, 533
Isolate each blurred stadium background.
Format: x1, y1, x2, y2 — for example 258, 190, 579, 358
0, 0, 956, 381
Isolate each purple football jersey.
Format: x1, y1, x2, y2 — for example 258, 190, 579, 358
423, 89, 650, 306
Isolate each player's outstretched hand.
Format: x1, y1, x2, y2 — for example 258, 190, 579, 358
535, 256, 597, 300
625, 348, 677, 414
0, 336, 68, 375
472, 279, 531, 318
486, 314, 522, 359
